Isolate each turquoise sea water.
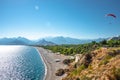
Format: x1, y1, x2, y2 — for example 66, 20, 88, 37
0, 45, 45, 80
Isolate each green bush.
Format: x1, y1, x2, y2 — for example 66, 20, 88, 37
99, 55, 112, 65
63, 59, 71, 65
71, 64, 86, 76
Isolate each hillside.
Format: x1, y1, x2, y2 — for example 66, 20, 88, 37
62, 47, 120, 80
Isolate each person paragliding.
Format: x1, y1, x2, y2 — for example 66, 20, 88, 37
106, 13, 116, 24
107, 14, 116, 18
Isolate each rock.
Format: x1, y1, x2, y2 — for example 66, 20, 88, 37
55, 69, 65, 76
64, 69, 69, 72
63, 59, 71, 65
62, 47, 120, 80
75, 54, 83, 63
76, 53, 92, 67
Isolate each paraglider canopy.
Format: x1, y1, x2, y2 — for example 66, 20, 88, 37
107, 14, 116, 18
106, 13, 117, 24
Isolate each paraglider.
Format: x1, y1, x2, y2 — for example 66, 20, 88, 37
106, 13, 117, 24
107, 14, 116, 18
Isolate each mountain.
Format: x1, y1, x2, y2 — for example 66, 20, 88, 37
44, 36, 105, 44
0, 36, 108, 45
108, 35, 120, 41
35, 39, 56, 46
0, 37, 55, 45
44, 36, 88, 44
0, 37, 31, 45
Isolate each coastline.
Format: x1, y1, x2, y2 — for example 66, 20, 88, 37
36, 48, 47, 80
36, 47, 68, 80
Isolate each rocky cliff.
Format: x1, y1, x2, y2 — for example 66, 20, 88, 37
62, 47, 120, 80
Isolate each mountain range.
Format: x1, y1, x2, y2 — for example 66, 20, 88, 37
44, 36, 105, 44
108, 35, 120, 41
0, 36, 118, 45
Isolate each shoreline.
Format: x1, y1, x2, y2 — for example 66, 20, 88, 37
36, 47, 68, 80
36, 48, 47, 80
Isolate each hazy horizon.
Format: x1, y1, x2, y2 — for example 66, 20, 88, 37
0, 35, 118, 41
1, 0, 120, 40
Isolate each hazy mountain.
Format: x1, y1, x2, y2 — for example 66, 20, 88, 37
0, 37, 31, 45
44, 36, 105, 44
108, 35, 120, 41
35, 39, 56, 46
0, 36, 109, 45
0, 37, 55, 45
93, 38, 107, 42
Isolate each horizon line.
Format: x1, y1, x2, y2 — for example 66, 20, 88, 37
0, 35, 116, 40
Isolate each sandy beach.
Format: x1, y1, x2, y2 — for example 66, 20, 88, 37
36, 47, 68, 80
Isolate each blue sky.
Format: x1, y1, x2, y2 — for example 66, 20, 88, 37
0, 0, 120, 40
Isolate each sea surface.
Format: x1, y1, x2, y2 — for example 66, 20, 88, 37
0, 45, 45, 80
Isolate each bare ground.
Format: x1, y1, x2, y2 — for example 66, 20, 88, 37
36, 47, 68, 80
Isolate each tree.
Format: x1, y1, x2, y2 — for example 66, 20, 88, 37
100, 40, 107, 45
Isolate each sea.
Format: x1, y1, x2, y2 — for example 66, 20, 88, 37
0, 45, 45, 80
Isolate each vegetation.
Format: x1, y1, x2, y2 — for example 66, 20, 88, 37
80, 75, 92, 80
99, 55, 112, 65
62, 47, 120, 80
42, 41, 99, 55
114, 68, 120, 79
41, 39, 120, 80
42, 39, 120, 55
63, 59, 72, 65
55, 69, 65, 76
112, 67, 120, 80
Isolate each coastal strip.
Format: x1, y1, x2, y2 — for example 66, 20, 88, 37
36, 47, 68, 80
36, 48, 47, 80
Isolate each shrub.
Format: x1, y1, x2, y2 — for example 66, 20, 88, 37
63, 59, 71, 65
99, 55, 112, 65
55, 69, 65, 76
114, 68, 120, 79
77, 64, 86, 72
71, 64, 86, 76
76, 77, 80, 80
81, 75, 92, 80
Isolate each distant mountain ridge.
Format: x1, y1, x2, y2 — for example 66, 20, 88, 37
0, 37, 30, 45
0, 36, 117, 45
35, 39, 56, 46
108, 35, 120, 40
0, 37, 55, 46
44, 36, 105, 44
